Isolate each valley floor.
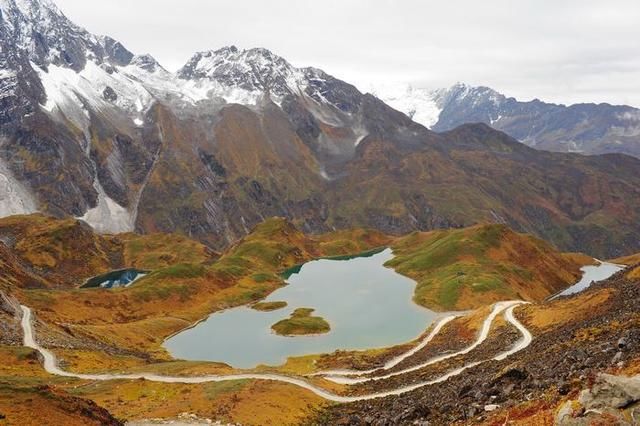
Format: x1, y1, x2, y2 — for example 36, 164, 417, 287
1, 266, 638, 424
0, 216, 638, 425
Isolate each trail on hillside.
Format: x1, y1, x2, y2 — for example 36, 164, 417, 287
316, 301, 527, 385
20, 301, 531, 402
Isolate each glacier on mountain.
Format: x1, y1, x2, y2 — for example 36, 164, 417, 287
368, 83, 442, 128
0, 0, 434, 233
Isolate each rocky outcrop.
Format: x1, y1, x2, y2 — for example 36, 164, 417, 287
556, 374, 640, 425
0, 290, 21, 344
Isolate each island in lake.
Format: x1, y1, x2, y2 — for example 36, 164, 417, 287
271, 308, 330, 336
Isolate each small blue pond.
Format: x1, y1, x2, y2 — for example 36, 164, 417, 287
81, 269, 147, 289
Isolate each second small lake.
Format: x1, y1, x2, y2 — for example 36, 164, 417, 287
163, 249, 438, 368
81, 268, 147, 289
552, 261, 624, 298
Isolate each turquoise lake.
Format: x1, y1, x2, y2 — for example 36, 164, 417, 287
163, 249, 437, 368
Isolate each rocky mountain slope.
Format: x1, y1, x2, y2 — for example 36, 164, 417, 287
3, 0, 640, 258
375, 82, 640, 158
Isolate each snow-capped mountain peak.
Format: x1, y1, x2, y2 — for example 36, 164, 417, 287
177, 46, 308, 104
369, 82, 512, 129
0, 0, 367, 233
174, 45, 363, 111
433, 82, 505, 108
129, 54, 166, 74
0, 0, 135, 72
1, 0, 64, 23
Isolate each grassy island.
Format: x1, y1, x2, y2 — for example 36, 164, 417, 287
271, 308, 330, 336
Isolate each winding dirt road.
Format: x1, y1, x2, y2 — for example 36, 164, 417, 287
317, 301, 528, 385
20, 301, 532, 402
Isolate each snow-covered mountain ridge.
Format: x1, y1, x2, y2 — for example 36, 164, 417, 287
3, 0, 640, 260
0, 0, 366, 233
372, 81, 640, 158
0, 0, 360, 120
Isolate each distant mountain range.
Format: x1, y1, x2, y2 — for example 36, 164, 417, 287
373, 83, 640, 158
2, 0, 640, 257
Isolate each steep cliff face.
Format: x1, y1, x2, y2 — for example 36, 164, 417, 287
0, 0, 143, 231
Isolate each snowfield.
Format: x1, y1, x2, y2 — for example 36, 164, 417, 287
367, 83, 442, 128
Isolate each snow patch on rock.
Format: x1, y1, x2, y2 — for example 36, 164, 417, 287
0, 70, 15, 79
0, 157, 37, 217
354, 127, 368, 146
79, 182, 134, 234
35, 61, 155, 120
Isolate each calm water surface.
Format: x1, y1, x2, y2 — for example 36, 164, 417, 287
81, 268, 147, 289
164, 249, 437, 368
553, 261, 624, 298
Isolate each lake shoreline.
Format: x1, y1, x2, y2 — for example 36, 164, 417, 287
164, 249, 439, 368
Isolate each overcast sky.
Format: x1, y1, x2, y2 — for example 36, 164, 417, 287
55, 0, 640, 106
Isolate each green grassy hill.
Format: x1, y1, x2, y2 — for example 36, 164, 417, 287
387, 224, 585, 310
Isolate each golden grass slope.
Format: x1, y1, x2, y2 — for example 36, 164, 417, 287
1, 215, 590, 358
0, 214, 121, 289
612, 252, 640, 266
0, 216, 602, 426
0, 347, 122, 425
611, 252, 640, 279
0, 214, 218, 290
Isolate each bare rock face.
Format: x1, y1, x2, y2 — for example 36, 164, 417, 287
0, 291, 22, 344
0, 290, 19, 314
580, 374, 640, 410
556, 374, 640, 425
